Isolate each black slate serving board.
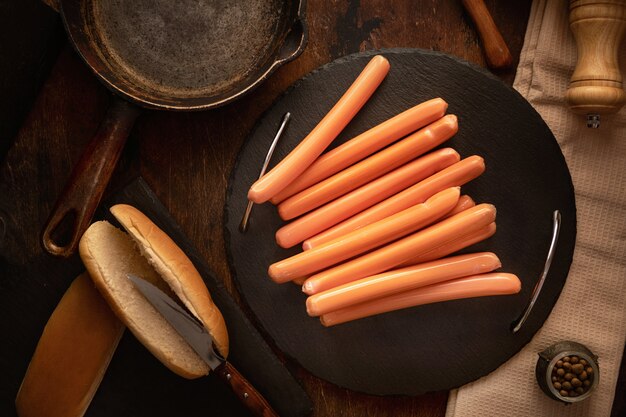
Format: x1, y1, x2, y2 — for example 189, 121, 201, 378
224, 49, 577, 395
1, 178, 311, 417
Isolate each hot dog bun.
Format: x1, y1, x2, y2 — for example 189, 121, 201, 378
16, 273, 124, 417
109, 204, 229, 357
79, 205, 229, 379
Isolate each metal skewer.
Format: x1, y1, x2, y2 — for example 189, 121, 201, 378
239, 112, 291, 233
512, 210, 561, 333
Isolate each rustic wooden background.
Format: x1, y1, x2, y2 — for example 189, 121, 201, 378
2, 1, 624, 416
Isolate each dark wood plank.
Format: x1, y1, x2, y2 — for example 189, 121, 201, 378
0, 0, 64, 162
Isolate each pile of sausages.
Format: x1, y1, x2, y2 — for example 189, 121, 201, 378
248, 55, 521, 327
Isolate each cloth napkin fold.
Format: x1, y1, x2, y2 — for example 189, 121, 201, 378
446, 0, 626, 416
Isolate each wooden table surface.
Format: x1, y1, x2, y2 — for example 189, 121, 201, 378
1, 1, 538, 416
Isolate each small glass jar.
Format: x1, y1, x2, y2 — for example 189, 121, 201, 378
535, 341, 599, 403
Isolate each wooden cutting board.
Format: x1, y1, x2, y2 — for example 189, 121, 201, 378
224, 49, 577, 395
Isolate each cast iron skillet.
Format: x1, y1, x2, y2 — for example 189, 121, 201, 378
42, 0, 307, 257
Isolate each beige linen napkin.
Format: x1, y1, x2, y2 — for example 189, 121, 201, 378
446, 0, 626, 416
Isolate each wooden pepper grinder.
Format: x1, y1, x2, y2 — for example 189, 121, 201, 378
567, 0, 626, 128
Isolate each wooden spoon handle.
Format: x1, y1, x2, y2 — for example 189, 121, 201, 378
461, 0, 513, 69
42, 99, 140, 257
214, 361, 279, 417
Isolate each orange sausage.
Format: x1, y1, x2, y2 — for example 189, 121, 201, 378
319, 273, 521, 326
400, 222, 496, 267
276, 148, 460, 249
277, 115, 459, 220
270, 98, 449, 204
248, 55, 390, 203
302, 156, 485, 250
269, 188, 461, 283
292, 277, 306, 286
295, 222, 492, 285
300, 178, 467, 253
443, 195, 475, 218
306, 252, 501, 316
302, 203, 496, 295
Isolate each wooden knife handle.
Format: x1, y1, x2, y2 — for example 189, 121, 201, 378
461, 0, 513, 69
214, 361, 279, 417
41, 98, 140, 257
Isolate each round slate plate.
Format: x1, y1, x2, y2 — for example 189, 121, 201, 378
224, 49, 576, 395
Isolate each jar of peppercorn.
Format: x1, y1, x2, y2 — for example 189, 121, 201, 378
536, 341, 599, 403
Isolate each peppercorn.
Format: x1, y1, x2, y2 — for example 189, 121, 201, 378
548, 353, 596, 400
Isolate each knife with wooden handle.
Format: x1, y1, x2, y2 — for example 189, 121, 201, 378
127, 274, 278, 417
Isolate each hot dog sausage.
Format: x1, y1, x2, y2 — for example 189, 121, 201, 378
319, 273, 521, 326
302, 203, 496, 295
277, 115, 458, 220
248, 55, 390, 203
270, 98, 448, 204
306, 252, 501, 316
400, 222, 496, 267
269, 188, 461, 283
276, 148, 460, 249
300, 156, 485, 250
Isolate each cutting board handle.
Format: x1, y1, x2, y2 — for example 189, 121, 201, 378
42, 99, 140, 257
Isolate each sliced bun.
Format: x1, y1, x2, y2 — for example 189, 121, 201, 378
16, 273, 124, 417
110, 204, 229, 357
79, 215, 227, 379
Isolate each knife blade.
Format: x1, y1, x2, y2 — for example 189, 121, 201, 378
127, 273, 278, 417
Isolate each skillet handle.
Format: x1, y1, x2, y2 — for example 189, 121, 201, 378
276, 18, 306, 63
42, 99, 140, 257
